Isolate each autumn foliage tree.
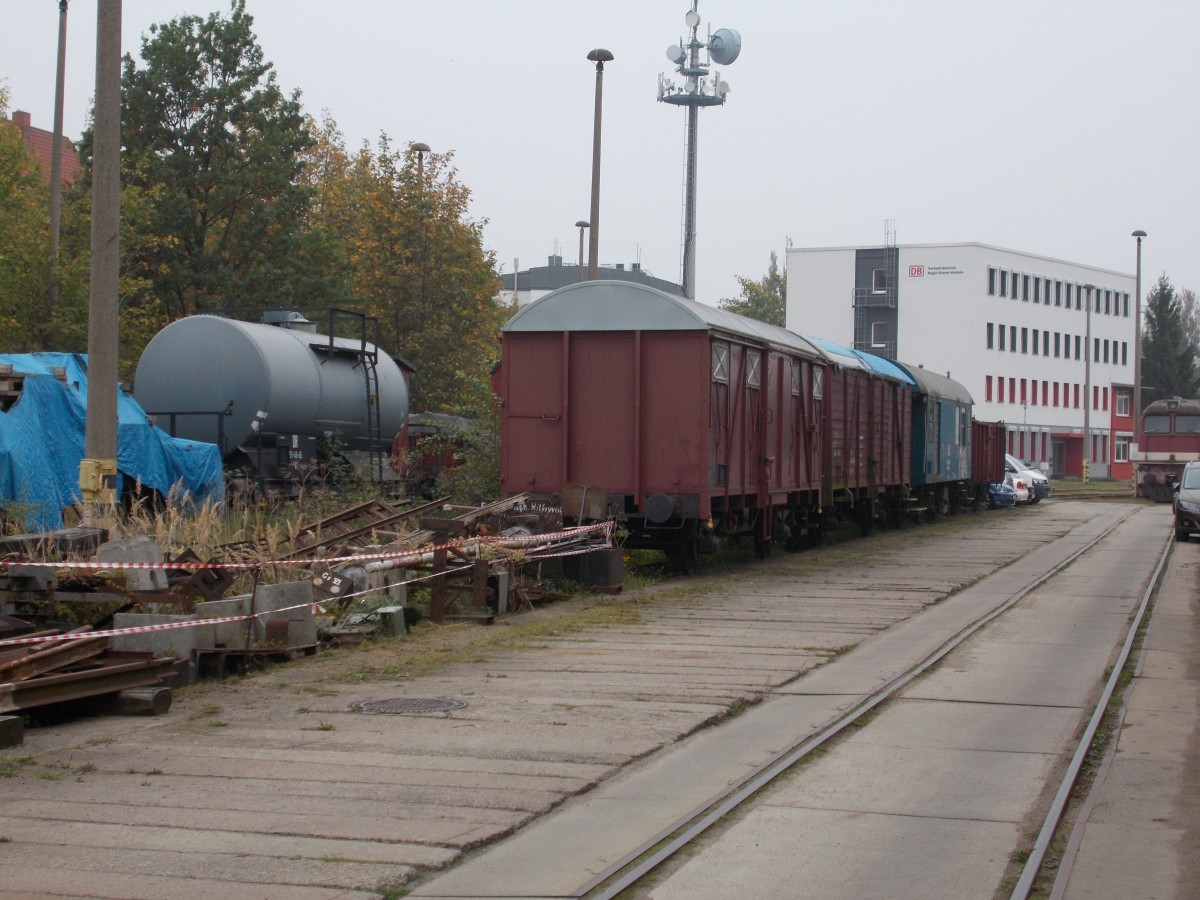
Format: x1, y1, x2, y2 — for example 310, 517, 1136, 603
307, 120, 505, 415
0, 86, 51, 350
719, 250, 787, 327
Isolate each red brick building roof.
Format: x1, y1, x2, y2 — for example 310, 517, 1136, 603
6, 109, 81, 187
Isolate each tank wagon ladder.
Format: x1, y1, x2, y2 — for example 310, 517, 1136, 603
322, 308, 385, 483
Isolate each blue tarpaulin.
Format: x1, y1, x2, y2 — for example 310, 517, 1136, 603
0, 352, 225, 531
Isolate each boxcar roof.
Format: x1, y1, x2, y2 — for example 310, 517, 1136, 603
504, 281, 826, 361
894, 361, 974, 404
802, 336, 874, 375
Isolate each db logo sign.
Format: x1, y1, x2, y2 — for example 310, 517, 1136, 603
908, 265, 925, 277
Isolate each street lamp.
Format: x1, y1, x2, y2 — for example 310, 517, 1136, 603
410, 141, 430, 179
575, 220, 590, 281
411, 143, 431, 327
1132, 230, 1147, 487
586, 48, 613, 281
1083, 283, 1094, 483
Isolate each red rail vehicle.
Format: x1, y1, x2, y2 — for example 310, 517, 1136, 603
1136, 397, 1200, 501
498, 282, 922, 564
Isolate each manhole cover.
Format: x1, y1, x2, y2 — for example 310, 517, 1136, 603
352, 697, 468, 715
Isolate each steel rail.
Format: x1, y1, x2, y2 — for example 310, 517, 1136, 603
1010, 529, 1173, 899
580, 509, 1138, 899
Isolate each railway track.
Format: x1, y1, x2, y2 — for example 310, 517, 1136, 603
577, 508, 1166, 899
411, 502, 1172, 899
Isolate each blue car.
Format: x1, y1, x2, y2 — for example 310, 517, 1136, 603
988, 482, 1016, 509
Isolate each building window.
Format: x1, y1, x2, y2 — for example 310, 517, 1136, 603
1103, 340, 1109, 364
1123, 293, 1130, 317
1000, 270, 1008, 297
1010, 377, 1016, 402
988, 267, 996, 295
1023, 274, 1031, 300
1010, 325, 1017, 351
1034, 278, 1041, 303
1043, 330, 1050, 355
1116, 389, 1129, 417
1103, 387, 1109, 410
1054, 332, 1061, 357
1105, 290, 1112, 314
998, 325, 1006, 351
1043, 380, 1049, 405
1053, 382, 1060, 406
1021, 327, 1028, 354
1094, 385, 1099, 410
1094, 337, 1100, 362
1074, 335, 1081, 360
986, 375, 993, 401
871, 321, 887, 347
1020, 378, 1027, 404
1065, 283, 1073, 307
1032, 330, 1039, 355
1056, 281, 1063, 305
987, 323, 994, 349
1121, 342, 1128, 366
1074, 384, 1080, 408
872, 268, 888, 293
998, 377, 1005, 402
1115, 434, 1130, 463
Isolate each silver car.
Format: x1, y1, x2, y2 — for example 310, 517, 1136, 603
1006, 454, 1050, 504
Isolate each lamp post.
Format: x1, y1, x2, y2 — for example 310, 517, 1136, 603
575, 220, 590, 281
411, 142, 430, 178
1083, 283, 1094, 483
411, 143, 430, 328
47, 0, 69, 344
1131, 230, 1147, 496
586, 48, 613, 280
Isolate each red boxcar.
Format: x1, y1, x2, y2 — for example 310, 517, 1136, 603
500, 282, 829, 561
971, 418, 1007, 504
807, 338, 912, 529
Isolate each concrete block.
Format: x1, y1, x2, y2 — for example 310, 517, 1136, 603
0, 714, 23, 748
194, 580, 316, 650
95, 536, 168, 591
111, 613, 216, 656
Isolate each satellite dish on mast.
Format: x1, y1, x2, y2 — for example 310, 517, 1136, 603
709, 28, 741, 65
666, 44, 686, 65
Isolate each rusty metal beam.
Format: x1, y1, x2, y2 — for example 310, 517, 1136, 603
0, 635, 107, 683
0, 655, 175, 714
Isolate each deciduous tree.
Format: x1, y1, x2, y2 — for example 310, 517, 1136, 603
718, 250, 787, 327
0, 87, 51, 351
81, 0, 331, 320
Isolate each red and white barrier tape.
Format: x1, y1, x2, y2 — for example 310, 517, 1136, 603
0, 522, 614, 572
0, 600, 323, 648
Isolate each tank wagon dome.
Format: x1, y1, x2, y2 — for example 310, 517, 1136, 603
133, 314, 409, 454
504, 280, 827, 362
892, 362, 974, 405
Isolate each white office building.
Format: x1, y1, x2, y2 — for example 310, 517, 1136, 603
786, 242, 1135, 478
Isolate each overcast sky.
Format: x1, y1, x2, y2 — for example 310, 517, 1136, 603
4, 0, 1197, 307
